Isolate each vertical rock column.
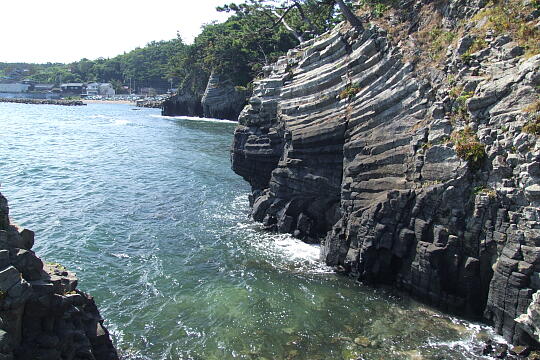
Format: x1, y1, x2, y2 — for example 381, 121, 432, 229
201, 71, 248, 120
0, 192, 118, 360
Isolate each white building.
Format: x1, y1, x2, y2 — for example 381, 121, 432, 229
85, 82, 115, 96
86, 82, 100, 95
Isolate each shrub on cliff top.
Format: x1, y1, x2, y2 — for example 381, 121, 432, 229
522, 99, 540, 135
471, 0, 540, 58
339, 84, 361, 100
523, 119, 540, 135
452, 127, 486, 169
461, 38, 488, 63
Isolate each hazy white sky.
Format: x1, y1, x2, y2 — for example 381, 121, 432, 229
0, 0, 231, 64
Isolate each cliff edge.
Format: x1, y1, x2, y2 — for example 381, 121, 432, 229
0, 192, 118, 360
231, 0, 540, 346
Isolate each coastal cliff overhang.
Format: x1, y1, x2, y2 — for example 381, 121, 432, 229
230, 0, 540, 347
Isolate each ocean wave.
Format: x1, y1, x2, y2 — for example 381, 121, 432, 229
151, 114, 237, 124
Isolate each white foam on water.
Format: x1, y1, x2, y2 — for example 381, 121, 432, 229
112, 253, 130, 258
229, 194, 333, 273
113, 119, 130, 126
425, 316, 506, 358
273, 236, 321, 264
151, 114, 237, 124
87, 114, 112, 120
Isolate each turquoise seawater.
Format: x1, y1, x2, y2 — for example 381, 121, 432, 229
0, 102, 499, 359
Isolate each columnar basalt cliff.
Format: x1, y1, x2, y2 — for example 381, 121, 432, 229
201, 72, 249, 120
231, 0, 540, 346
161, 74, 247, 120
161, 90, 204, 118
0, 192, 118, 360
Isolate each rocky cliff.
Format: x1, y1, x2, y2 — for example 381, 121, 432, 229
162, 74, 247, 120
201, 72, 249, 120
0, 192, 118, 360
231, 0, 540, 346
161, 90, 204, 118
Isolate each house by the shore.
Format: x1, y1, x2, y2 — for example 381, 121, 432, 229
85, 82, 115, 96
60, 83, 85, 95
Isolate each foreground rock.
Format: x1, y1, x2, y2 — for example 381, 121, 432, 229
0, 98, 86, 106
0, 192, 118, 359
231, 0, 540, 347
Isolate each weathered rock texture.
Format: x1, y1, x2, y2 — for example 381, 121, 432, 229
161, 90, 204, 118
202, 71, 249, 120
162, 74, 247, 120
231, 1, 540, 346
0, 192, 118, 360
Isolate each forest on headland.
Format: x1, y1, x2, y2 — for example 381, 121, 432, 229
0, 0, 357, 94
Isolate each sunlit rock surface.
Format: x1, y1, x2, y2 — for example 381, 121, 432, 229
231, 4, 540, 346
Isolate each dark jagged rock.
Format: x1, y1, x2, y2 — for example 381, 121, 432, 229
161, 90, 203, 117
0, 192, 118, 360
162, 73, 248, 120
231, 1, 540, 347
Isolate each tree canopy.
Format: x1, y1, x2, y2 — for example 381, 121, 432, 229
0, 1, 359, 94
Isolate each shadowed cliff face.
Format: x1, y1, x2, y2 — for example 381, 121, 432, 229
0, 193, 118, 360
162, 74, 248, 120
231, 5, 540, 346
161, 91, 204, 118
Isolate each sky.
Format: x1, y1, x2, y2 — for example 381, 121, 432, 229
0, 0, 231, 64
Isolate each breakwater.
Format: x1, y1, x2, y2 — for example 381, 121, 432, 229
135, 99, 163, 108
0, 98, 85, 106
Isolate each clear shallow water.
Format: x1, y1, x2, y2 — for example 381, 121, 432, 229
0, 103, 499, 359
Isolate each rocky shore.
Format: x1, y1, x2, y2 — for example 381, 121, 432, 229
0, 192, 118, 359
231, 0, 540, 347
0, 98, 86, 106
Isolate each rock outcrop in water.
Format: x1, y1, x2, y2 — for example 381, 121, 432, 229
231, 0, 540, 346
162, 74, 247, 120
201, 72, 249, 121
0, 192, 118, 359
161, 90, 204, 118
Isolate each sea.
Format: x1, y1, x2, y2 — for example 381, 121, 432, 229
0, 102, 501, 359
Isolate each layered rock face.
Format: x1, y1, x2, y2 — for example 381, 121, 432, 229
162, 73, 248, 120
161, 90, 203, 118
0, 192, 118, 360
231, 3, 540, 346
202, 72, 249, 120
